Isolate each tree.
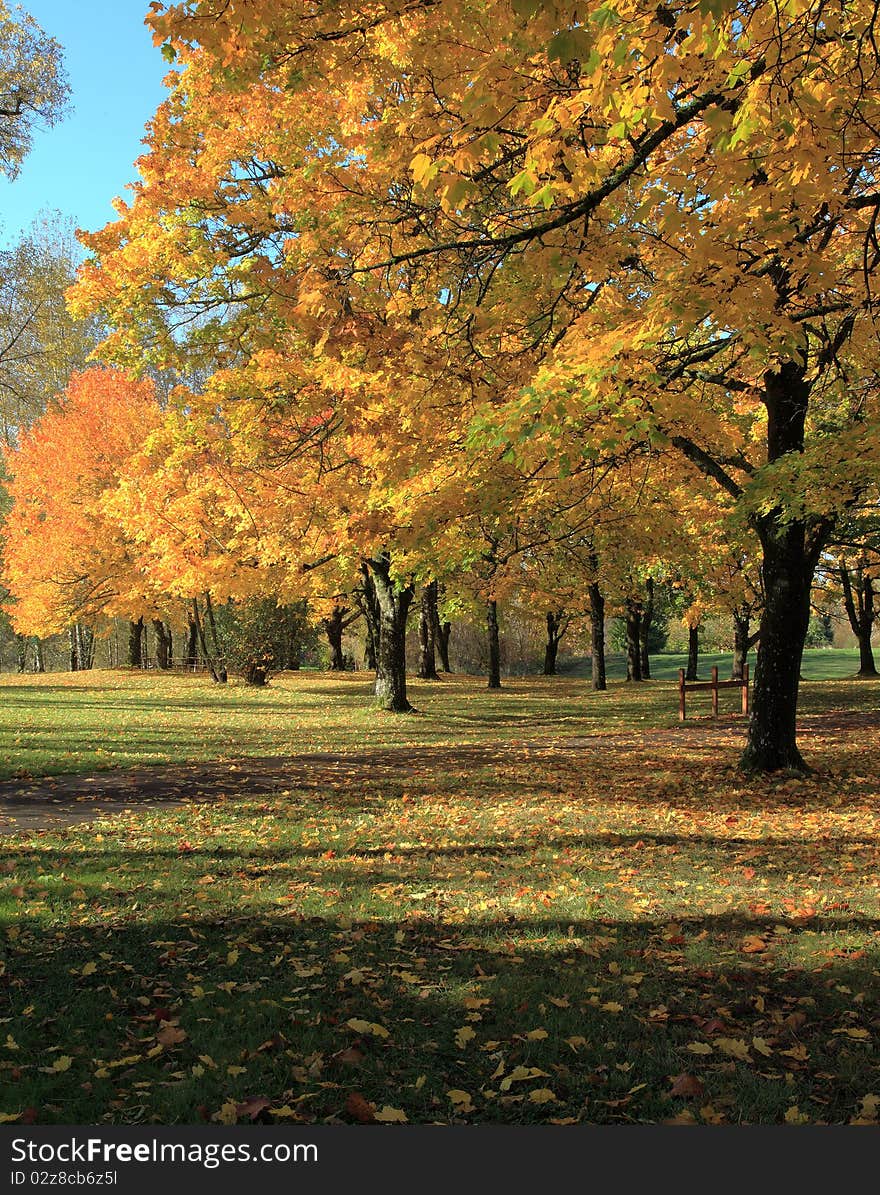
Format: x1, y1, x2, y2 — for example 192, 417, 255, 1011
79, 0, 880, 768
322, 601, 360, 671
0, 1, 67, 180
2, 368, 166, 637
417, 581, 441, 680
0, 216, 98, 445
835, 557, 877, 676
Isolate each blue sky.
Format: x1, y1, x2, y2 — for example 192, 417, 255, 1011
0, 1, 171, 248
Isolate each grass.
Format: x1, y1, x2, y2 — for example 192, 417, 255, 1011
0, 648, 870, 782
1, 659, 880, 1125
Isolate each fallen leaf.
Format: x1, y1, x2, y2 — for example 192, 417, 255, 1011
669, 1073, 705, 1099
374, 1106, 408, 1123
344, 1093, 376, 1124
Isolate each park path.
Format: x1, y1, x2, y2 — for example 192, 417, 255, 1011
0, 708, 874, 835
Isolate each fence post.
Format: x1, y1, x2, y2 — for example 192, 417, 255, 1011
679, 668, 686, 721
711, 665, 719, 717
742, 661, 750, 716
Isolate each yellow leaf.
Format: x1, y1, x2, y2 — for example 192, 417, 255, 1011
601, 1001, 623, 1014
346, 1018, 389, 1039
410, 153, 437, 186
699, 1105, 725, 1125
716, 1038, 751, 1062
81, 961, 97, 976
525, 1028, 548, 1041
455, 1026, 476, 1048
780, 1044, 809, 1062
752, 1037, 773, 1057
686, 1042, 713, 1055
528, 1088, 557, 1103
447, 1090, 475, 1113
374, 1106, 408, 1123
784, 1106, 809, 1125
42, 1054, 73, 1074
500, 1066, 548, 1091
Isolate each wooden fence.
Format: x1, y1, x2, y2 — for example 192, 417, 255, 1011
678, 663, 749, 721
139, 656, 227, 672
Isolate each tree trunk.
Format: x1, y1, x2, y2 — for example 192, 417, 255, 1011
16, 634, 26, 673
363, 623, 377, 671
284, 606, 301, 670
69, 626, 79, 672
486, 599, 501, 689
128, 618, 144, 668
640, 577, 654, 679
153, 619, 170, 669
185, 613, 198, 669
31, 638, 45, 673
323, 606, 347, 671
589, 580, 606, 691
78, 624, 95, 669
435, 616, 452, 673
685, 624, 700, 681
839, 565, 877, 678
203, 593, 228, 682
741, 361, 825, 773
417, 583, 440, 679
191, 598, 225, 683
357, 565, 381, 672
625, 598, 642, 682
368, 554, 415, 712
732, 609, 750, 680
543, 609, 566, 676
856, 604, 878, 677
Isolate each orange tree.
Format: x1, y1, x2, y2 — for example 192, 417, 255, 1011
2, 367, 166, 636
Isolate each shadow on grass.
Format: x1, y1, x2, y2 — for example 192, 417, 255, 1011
3, 910, 879, 1125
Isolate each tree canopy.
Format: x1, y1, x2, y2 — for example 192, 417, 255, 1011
37, 0, 880, 766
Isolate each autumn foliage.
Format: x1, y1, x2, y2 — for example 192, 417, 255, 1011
2, 368, 163, 634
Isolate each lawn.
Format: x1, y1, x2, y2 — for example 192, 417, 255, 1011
1, 659, 879, 1126
0, 648, 868, 781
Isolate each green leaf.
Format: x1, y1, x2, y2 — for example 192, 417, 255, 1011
511, 0, 543, 17
547, 27, 592, 65
529, 183, 555, 210
509, 168, 538, 197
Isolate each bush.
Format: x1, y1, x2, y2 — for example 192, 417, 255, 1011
212, 598, 318, 684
